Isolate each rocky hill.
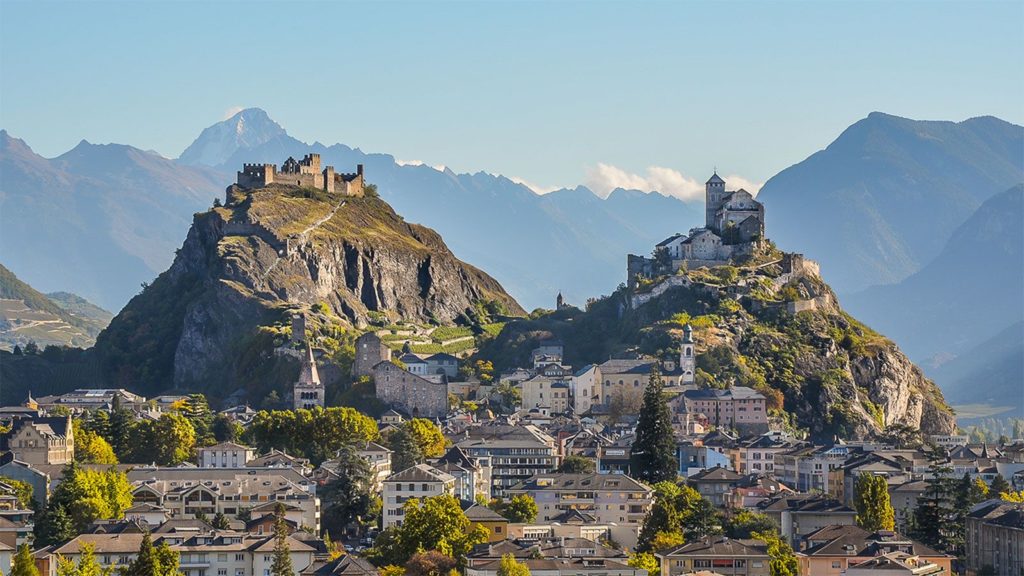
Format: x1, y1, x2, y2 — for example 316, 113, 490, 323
0, 263, 111, 350
479, 249, 956, 440
91, 182, 523, 399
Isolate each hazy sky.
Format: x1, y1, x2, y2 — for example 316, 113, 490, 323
2, 0, 1022, 196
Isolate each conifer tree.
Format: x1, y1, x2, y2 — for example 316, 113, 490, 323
10, 544, 40, 576
854, 473, 896, 531
630, 367, 678, 484
271, 503, 294, 576
989, 474, 1011, 495
911, 447, 956, 551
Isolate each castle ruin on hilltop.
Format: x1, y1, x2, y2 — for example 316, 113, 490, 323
236, 153, 365, 196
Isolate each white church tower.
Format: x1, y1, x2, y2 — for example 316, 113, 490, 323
680, 324, 695, 385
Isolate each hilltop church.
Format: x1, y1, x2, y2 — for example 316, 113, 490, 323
629, 172, 765, 282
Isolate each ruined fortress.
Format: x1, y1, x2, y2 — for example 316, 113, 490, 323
237, 153, 365, 196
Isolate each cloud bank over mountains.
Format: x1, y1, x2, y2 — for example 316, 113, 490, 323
584, 163, 763, 201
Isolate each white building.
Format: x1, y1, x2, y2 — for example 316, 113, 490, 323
382, 464, 456, 528
197, 442, 255, 468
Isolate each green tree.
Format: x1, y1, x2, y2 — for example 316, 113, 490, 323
180, 393, 215, 446
0, 476, 35, 509
121, 532, 180, 576
854, 473, 896, 531
557, 455, 596, 474
11, 543, 40, 576
627, 552, 659, 576
369, 494, 488, 567
630, 367, 678, 484
497, 494, 538, 523
388, 426, 425, 471
211, 512, 231, 530
211, 414, 243, 442
56, 542, 112, 576
911, 447, 957, 552
107, 395, 134, 459
405, 419, 447, 458
245, 407, 380, 465
637, 482, 702, 552
724, 510, 777, 539
497, 554, 530, 576
34, 463, 134, 545
753, 530, 799, 576
151, 412, 197, 465
271, 504, 294, 576
72, 420, 118, 465
684, 498, 722, 540
320, 444, 376, 534
989, 474, 1011, 495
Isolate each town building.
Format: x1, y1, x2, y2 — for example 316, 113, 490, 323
426, 353, 460, 378
197, 442, 255, 468
756, 493, 857, 546
433, 445, 491, 503
0, 415, 74, 466
127, 467, 320, 532
382, 464, 456, 528
797, 525, 952, 576
842, 552, 945, 575
570, 365, 600, 415
463, 503, 509, 543
357, 441, 393, 491
656, 536, 771, 576
31, 389, 148, 414
965, 499, 1024, 576
506, 472, 652, 549
730, 433, 807, 475
373, 361, 448, 419
45, 528, 318, 576
682, 387, 768, 434
520, 374, 571, 414
687, 466, 744, 508
456, 425, 559, 497
774, 444, 851, 493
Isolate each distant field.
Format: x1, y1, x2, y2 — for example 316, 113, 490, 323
0, 298, 96, 350
954, 403, 1017, 420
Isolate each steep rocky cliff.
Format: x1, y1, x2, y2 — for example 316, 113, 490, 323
94, 184, 523, 398
478, 251, 956, 440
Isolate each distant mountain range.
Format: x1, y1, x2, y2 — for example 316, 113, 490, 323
845, 184, 1023, 362
0, 130, 223, 310
757, 112, 1023, 293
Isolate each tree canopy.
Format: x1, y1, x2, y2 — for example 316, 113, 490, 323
854, 473, 896, 531
630, 367, 678, 484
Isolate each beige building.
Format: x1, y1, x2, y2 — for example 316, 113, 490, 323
797, 525, 952, 576
1, 416, 74, 466
128, 467, 320, 532
46, 529, 317, 576
382, 464, 456, 528
197, 442, 255, 468
682, 387, 768, 434
843, 552, 945, 575
657, 537, 771, 576
520, 375, 571, 414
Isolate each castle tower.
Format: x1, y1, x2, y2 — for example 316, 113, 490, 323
680, 324, 695, 385
705, 172, 726, 231
293, 343, 325, 410
556, 292, 565, 309
291, 313, 306, 344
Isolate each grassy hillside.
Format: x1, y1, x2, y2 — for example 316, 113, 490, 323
0, 264, 112, 350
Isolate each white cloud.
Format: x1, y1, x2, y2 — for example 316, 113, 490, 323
222, 106, 245, 120
509, 176, 560, 195
584, 163, 762, 201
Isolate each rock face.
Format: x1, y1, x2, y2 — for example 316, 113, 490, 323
94, 184, 523, 397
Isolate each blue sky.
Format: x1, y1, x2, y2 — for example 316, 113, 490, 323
2, 0, 1022, 196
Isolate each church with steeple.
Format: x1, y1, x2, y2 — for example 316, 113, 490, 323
628, 172, 766, 284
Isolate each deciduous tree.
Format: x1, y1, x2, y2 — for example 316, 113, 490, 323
497, 554, 530, 576
854, 473, 896, 531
